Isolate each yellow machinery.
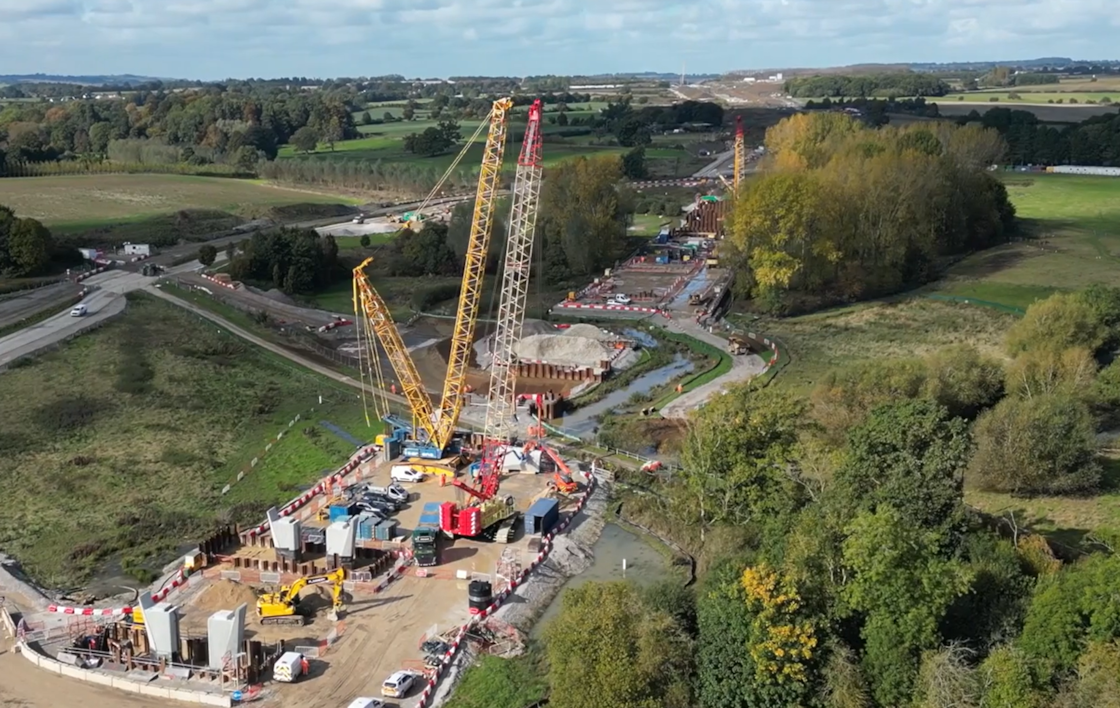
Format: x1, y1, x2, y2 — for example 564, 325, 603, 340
353, 98, 515, 453
256, 568, 346, 626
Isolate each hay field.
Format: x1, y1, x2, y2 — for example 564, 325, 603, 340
0, 174, 359, 233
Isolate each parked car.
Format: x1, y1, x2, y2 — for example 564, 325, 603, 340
608, 294, 632, 305
390, 466, 425, 483
381, 671, 415, 698
345, 699, 383, 708
355, 498, 398, 514
366, 483, 409, 503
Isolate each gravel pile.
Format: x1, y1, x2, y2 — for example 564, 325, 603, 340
562, 323, 616, 341
515, 334, 614, 368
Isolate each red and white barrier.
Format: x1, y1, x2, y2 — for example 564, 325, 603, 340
555, 302, 661, 314
318, 319, 353, 333
245, 445, 378, 539
414, 476, 598, 708
200, 273, 238, 290
47, 446, 379, 617
74, 265, 108, 283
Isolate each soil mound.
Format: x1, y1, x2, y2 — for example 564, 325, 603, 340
190, 580, 260, 614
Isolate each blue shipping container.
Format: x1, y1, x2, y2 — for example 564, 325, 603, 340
355, 513, 378, 540
524, 498, 560, 536
374, 519, 398, 541
329, 504, 355, 522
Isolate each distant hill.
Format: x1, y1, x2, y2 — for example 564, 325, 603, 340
0, 73, 173, 86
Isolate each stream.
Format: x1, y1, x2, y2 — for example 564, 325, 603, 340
531, 522, 675, 638
558, 354, 695, 437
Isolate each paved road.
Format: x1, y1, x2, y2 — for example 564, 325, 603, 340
659, 317, 766, 419
0, 288, 124, 369
0, 256, 220, 369
693, 149, 736, 178
0, 282, 83, 330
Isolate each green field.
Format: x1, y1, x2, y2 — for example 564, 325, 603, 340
282, 101, 713, 178
0, 294, 374, 589
943, 91, 1118, 104
0, 174, 360, 248
932, 174, 1120, 309
736, 298, 1017, 395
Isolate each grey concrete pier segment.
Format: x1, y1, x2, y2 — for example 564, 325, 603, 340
206, 604, 247, 670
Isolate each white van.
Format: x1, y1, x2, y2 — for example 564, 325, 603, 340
70, 304, 88, 317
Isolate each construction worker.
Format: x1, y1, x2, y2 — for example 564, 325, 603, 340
300, 655, 310, 677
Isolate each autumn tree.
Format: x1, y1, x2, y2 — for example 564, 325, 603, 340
677, 386, 805, 536
968, 394, 1101, 495
197, 244, 217, 266
1003, 346, 1097, 400
290, 126, 319, 154
1005, 292, 1108, 355
739, 563, 819, 705
4, 216, 54, 276
834, 399, 971, 539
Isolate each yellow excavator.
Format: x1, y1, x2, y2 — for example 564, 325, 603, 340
256, 568, 346, 626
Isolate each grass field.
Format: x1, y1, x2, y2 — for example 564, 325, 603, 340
965, 458, 1120, 551
0, 293, 373, 590
735, 298, 1018, 395
942, 91, 1118, 104
932, 174, 1120, 309
0, 174, 361, 248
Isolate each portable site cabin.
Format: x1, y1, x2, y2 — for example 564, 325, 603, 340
524, 498, 560, 536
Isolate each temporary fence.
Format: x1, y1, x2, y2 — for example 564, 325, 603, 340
219, 407, 323, 496
414, 477, 599, 708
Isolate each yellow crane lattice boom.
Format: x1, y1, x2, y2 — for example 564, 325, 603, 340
351, 98, 514, 452
353, 259, 435, 434
432, 97, 514, 447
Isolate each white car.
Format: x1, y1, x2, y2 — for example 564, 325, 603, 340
352, 215, 366, 224
381, 671, 415, 698
608, 294, 632, 305
346, 699, 384, 708
70, 304, 88, 317
390, 466, 425, 483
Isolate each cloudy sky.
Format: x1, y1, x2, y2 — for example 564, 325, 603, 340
1, 0, 1117, 79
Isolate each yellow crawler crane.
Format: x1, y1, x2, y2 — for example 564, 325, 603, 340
256, 568, 346, 626
353, 98, 515, 455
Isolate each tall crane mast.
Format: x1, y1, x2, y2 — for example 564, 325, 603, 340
484, 99, 544, 444
352, 98, 514, 455
733, 115, 745, 189
433, 97, 515, 448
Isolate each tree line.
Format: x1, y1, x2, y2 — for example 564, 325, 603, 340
957, 107, 1120, 166
532, 284, 1120, 708
377, 154, 632, 286
0, 205, 62, 277
226, 228, 341, 295
724, 112, 1016, 313
784, 73, 951, 98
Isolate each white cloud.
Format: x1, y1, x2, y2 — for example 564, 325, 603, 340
0, 0, 1116, 78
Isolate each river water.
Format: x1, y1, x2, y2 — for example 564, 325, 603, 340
531, 522, 675, 638
558, 355, 695, 437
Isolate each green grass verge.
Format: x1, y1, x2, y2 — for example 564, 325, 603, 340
443, 653, 548, 708
0, 293, 372, 589
650, 329, 732, 408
